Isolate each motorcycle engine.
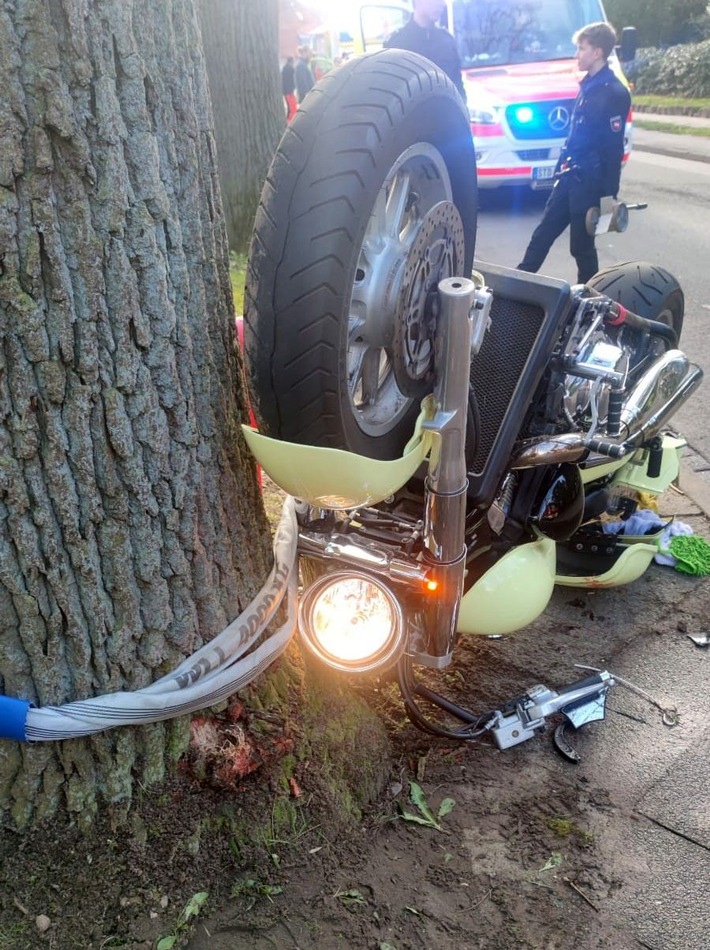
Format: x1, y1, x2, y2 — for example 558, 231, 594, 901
555, 299, 629, 433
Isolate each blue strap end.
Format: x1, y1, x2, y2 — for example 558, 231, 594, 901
0, 696, 31, 741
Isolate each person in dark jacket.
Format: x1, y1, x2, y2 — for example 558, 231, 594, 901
383, 0, 466, 103
517, 21, 631, 284
281, 56, 297, 122
295, 46, 315, 103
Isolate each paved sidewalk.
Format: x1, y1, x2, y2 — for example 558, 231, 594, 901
587, 479, 710, 950
632, 110, 710, 163
593, 114, 710, 947
627, 112, 710, 522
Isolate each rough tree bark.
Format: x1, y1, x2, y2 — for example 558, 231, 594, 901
0, 0, 273, 829
196, 0, 284, 254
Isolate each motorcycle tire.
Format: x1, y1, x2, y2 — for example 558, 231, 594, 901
244, 50, 478, 459
586, 261, 684, 339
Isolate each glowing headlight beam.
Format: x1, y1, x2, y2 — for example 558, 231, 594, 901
298, 572, 405, 674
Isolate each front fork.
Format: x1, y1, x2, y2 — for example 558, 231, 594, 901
414, 277, 491, 667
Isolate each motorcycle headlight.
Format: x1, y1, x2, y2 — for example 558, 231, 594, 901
298, 572, 405, 673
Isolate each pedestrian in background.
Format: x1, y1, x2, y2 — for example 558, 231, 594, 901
517, 21, 631, 284
383, 0, 466, 103
295, 46, 315, 103
281, 56, 297, 122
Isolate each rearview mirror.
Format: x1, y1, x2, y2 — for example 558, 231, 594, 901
618, 26, 637, 63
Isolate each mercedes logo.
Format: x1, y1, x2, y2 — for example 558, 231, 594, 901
548, 106, 570, 132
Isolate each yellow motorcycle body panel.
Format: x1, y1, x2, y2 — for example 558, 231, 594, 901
457, 537, 556, 635
608, 435, 684, 493
241, 400, 436, 510
555, 536, 661, 589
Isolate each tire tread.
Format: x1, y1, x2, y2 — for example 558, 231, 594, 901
245, 50, 477, 455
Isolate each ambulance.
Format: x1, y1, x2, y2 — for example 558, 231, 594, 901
447, 0, 637, 189
309, 2, 636, 191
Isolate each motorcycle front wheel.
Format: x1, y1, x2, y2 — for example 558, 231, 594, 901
244, 50, 478, 459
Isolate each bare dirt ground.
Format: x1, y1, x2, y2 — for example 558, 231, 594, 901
184, 546, 709, 950
2, 485, 708, 950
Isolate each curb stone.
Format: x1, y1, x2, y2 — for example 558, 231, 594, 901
678, 451, 710, 520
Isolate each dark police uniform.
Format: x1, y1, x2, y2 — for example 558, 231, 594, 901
518, 63, 631, 283
384, 18, 467, 103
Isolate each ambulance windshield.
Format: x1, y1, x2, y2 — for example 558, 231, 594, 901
450, 0, 606, 68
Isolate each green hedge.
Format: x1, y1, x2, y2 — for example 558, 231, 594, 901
627, 40, 710, 97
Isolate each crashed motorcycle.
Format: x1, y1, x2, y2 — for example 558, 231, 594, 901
241, 51, 702, 752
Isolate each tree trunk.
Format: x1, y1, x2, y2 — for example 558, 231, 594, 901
0, 0, 272, 829
196, 0, 284, 254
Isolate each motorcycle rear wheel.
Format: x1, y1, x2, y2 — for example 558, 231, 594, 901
586, 261, 684, 339
244, 50, 478, 459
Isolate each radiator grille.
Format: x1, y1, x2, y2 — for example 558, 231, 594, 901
506, 99, 575, 140
469, 295, 547, 477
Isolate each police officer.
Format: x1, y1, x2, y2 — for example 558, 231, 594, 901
517, 22, 631, 284
384, 0, 466, 103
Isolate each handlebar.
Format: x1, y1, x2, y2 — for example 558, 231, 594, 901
604, 302, 678, 348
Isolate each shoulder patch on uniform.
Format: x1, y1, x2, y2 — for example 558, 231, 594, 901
610, 115, 623, 132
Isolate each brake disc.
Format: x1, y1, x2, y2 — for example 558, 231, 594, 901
392, 201, 465, 397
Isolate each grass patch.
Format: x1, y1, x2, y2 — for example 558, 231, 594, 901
633, 94, 710, 114
546, 816, 594, 842
634, 118, 710, 136
632, 93, 710, 135
229, 251, 248, 315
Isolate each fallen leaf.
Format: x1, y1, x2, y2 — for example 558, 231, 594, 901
538, 853, 563, 872
409, 781, 439, 827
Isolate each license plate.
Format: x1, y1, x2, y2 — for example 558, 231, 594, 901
532, 166, 554, 181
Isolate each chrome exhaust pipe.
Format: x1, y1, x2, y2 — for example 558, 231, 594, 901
619, 350, 703, 445
512, 350, 702, 471
583, 351, 703, 466
511, 433, 589, 469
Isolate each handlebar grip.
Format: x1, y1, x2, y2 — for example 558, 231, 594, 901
557, 673, 608, 696
618, 309, 647, 332
605, 303, 678, 347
